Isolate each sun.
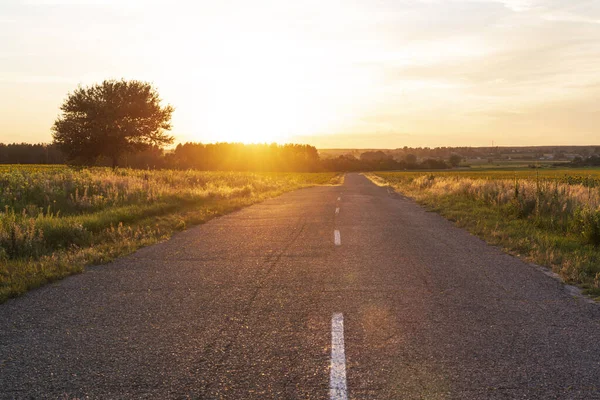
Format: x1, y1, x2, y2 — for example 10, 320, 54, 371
156, 21, 378, 145
191, 60, 349, 144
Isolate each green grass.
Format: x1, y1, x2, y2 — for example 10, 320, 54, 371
368, 169, 600, 298
0, 166, 341, 302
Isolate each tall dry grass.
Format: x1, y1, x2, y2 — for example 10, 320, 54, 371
0, 166, 324, 214
372, 171, 600, 295
409, 174, 600, 244
0, 166, 339, 301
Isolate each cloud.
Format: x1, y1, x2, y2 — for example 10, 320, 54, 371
414, 0, 540, 12
0, 75, 79, 84
542, 13, 600, 24
496, 0, 539, 12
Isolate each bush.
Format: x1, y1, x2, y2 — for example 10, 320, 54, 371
0, 210, 45, 258
36, 218, 92, 250
581, 209, 600, 246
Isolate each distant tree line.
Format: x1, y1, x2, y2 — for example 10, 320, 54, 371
0, 143, 65, 164
168, 142, 320, 172
323, 146, 600, 162
18, 141, 599, 171
0, 142, 456, 171
322, 151, 450, 171
570, 155, 600, 167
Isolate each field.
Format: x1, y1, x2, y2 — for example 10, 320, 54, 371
0, 165, 340, 302
369, 168, 600, 297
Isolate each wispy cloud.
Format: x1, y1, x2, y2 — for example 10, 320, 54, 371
543, 13, 600, 24
0, 75, 80, 84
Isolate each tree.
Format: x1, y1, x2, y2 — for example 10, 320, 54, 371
405, 153, 417, 165
448, 154, 463, 167
52, 79, 174, 167
360, 151, 390, 162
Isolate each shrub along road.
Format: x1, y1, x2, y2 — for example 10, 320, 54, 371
1, 173, 599, 399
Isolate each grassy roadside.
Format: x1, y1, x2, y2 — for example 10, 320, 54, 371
0, 168, 342, 302
366, 171, 600, 299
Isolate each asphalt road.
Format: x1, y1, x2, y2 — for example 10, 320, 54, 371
1, 173, 600, 399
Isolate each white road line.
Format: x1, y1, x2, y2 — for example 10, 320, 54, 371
335, 207, 340, 215
334, 230, 341, 246
330, 313, 348, 400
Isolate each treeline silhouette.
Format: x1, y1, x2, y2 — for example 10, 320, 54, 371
168, 143, 320, 171
0, 142, 453, 171
570, 155, 600, 167
0, 143, 65, 164
321, 153, 448, 171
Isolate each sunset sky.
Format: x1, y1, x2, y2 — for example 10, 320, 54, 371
1, 0, 599, 148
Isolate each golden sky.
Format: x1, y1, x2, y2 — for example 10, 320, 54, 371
1, 0, 599, 147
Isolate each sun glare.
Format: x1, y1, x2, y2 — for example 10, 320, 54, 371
186, 58, 365, 144
151, 13, 378, 145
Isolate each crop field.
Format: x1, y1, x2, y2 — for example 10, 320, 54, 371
0, 165, 340, 302
369, 168, 600, 296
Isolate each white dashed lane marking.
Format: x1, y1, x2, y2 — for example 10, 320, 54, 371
330, 313, 348, 400
334, 230, 341, 246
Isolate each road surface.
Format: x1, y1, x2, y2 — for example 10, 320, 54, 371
1, 173, 600, 399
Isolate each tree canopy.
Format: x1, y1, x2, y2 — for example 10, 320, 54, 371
449, 154, 463, 167
169, 142, 320, 172
52, 79, 174, 167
